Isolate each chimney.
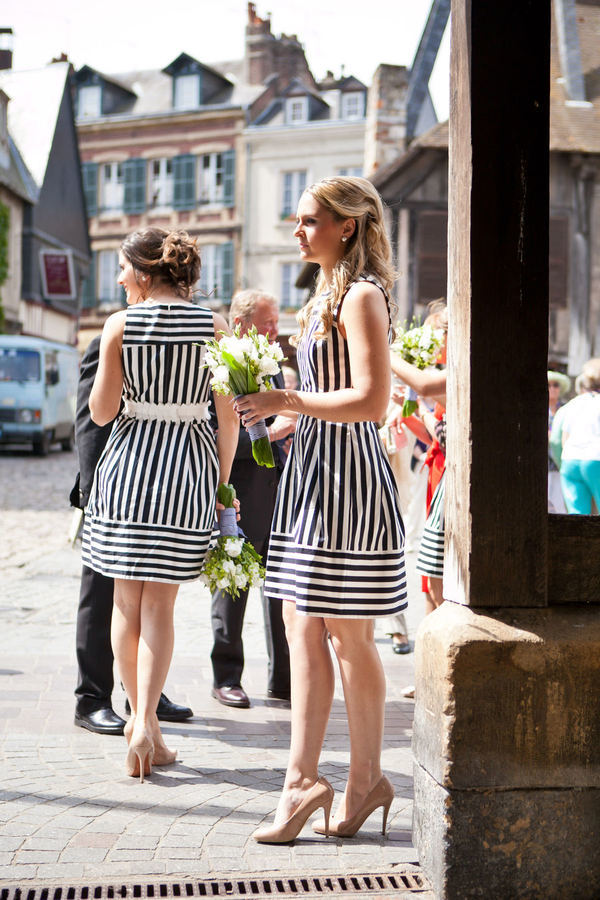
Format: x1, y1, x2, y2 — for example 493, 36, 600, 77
0, 28, 13, 71
244, 2, 316, 89
364, 64, 410, 177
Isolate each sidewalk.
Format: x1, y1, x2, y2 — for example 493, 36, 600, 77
0, 449, 424, 890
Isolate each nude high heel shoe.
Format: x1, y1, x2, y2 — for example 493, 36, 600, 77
125, 730, 154, 783
252, 777, 334, 844
312, 775, 394, 837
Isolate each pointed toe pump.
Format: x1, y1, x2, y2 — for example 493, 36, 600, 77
312, 775, 394, 838
252, 777, 334, 844
125, 731, 154, 783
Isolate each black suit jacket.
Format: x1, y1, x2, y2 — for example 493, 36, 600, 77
229, 369, 286, 547
70, 336, 114, 510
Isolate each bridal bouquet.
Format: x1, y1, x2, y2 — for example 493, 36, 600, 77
204, 325, 285, 467
391, 319, 445, 416
201, 483, 265, 599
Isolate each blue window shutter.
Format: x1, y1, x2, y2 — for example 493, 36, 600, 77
219, 241, 234, 301
81, 252, 97, 309
223, 149, 235, 208
173, 154, 196, 210
81, 162, 98, 218
123, 159, 146, 214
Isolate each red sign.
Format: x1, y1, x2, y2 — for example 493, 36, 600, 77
39, 249, 76, 300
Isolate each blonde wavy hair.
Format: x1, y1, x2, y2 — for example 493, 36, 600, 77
292, 176, 396, 345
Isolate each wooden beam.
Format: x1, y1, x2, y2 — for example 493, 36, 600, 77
444, 0, 551, 608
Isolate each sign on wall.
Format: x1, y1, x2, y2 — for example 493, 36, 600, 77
39, 249, 76, 301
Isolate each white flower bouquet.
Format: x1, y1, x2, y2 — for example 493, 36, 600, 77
391, 319, 445, 415
201, 483, 265, 599
204, 325, 285, 467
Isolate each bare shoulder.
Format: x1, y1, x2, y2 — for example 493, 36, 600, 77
213, 311, 231, 338
340, 280, 389, 330
102, 309, 127, 341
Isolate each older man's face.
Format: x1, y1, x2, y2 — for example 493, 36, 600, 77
243, 299, 279, 340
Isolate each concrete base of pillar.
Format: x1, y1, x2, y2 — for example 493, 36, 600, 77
412, 602, 600, 899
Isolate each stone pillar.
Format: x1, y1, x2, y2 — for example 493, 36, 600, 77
412, 2, 600, 897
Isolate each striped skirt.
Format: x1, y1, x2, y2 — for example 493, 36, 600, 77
416, 471, 445, 579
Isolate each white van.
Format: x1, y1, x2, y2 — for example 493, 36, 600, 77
0, 336, 79, 455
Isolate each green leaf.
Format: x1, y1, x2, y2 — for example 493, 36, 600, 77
252, 435, 275, 467
217, 483, 236, 507
402, 399, 418, 417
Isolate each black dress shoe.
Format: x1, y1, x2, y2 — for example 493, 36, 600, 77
266, 689, 291, 709
124, 693, 193, 721
392, 639, 412, 655
74, 707, 126, 735
211, 685, 250, 708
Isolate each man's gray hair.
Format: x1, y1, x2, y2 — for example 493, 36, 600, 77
229, 289, 278, 328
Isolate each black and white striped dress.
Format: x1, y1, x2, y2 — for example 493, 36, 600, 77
264, 278, 407, 619
82, 302, 219, 584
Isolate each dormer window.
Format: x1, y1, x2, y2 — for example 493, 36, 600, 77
341, 91, 364, 120
174, 73, 200, 110
78, 85, 102, 120
285, 96, 308, 125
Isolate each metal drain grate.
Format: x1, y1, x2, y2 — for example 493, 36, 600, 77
0, 871, 430, 899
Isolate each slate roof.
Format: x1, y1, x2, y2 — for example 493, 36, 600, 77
0, 62, 70, 192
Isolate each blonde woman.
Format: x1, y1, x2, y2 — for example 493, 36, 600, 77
235, 177, 406, 842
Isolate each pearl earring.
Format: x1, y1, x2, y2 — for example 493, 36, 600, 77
341, 236, 347, 243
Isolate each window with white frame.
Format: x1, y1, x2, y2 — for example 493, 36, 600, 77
341, 91, 365, 120
281, 262, 306, 309
99, 162, 124, 213
337, 166, 363, 177
199, 153, 224, 205
174, 74, 200, 110
281, 170, 307, 218
78, 85, 102, 120
149, 158, 174, 208
285, 96, 308, 125
97, 250, 121, 305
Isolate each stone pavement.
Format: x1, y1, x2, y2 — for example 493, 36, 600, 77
0, 446, 424, 890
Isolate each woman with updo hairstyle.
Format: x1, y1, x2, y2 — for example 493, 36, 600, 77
235, 177, 407, 843
82, 227, 239, 781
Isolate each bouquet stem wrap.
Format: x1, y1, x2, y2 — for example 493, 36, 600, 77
218, 507, 238, 537
201, 483, 266, 600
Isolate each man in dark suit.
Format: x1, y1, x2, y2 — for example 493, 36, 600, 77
210, 291, 295, 709
71, 336, 193, 734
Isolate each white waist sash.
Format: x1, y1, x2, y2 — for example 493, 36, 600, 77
123, 399, 211, 423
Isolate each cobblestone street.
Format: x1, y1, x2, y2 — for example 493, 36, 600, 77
0, 445, 424, 890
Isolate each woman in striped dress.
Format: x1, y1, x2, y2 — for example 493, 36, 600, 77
235, 177, 406, 843
83, 228, 238, 781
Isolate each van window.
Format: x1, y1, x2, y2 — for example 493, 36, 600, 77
0, 348, 41, 382
45, 351, 59, 386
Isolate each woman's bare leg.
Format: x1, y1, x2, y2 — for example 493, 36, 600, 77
112, 579, 178, 749
327, 616, 386, 820
272, 601, 334, 824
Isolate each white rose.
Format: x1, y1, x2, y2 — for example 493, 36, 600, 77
221, 559, 236, 576
217, 576, 230, 589
225, 538, 244, 558
250, 573, 264, 587
258, 356, 280, 376
235, 573, 248, 589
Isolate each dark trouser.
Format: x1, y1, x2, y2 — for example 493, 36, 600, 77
210, 538, 290, 693
74, 564, 115, 712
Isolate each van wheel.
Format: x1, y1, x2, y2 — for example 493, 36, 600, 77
33, 432, 51, 456
61, 428, 75, 452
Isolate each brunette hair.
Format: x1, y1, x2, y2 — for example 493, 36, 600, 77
121, 228, 201, 298
293, 176, 396, 344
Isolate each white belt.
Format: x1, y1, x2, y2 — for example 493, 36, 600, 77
123, 399, 211, 423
